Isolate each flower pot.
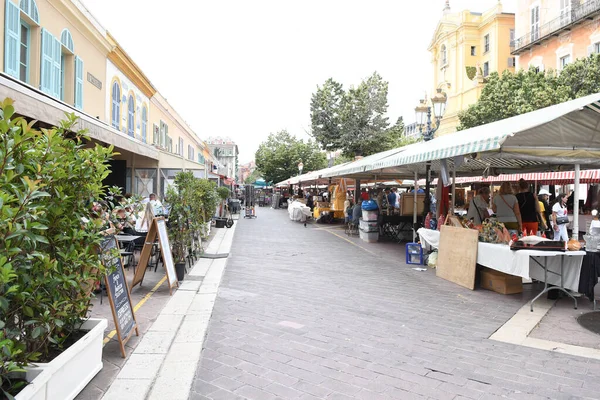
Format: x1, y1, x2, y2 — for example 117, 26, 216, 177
175, 262, 186, 281
16, 318, 107, 400
215, 218, 226, 228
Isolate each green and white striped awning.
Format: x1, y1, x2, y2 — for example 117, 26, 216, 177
370, 92, 600, 173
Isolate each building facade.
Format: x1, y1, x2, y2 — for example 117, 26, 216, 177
512, 0, 600, 71
1, 0, 216, 199
429, 1, 515, 136
206, 137, 239, 182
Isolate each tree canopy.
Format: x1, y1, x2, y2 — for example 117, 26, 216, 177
457, 54, 600, 130
255, 130, 327, 184
310, 72, 405, 157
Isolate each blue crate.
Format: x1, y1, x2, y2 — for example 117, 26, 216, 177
405, 242, 423, 265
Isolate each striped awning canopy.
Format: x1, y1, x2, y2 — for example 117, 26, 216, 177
420, 170, 600, 186
365, 92, 600, 176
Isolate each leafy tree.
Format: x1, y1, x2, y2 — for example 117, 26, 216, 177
310, 72, 404, 157
244, 169, 262, 184
310, 78, 344, 152
255, 130, 327, 184
458, 54, 600, 130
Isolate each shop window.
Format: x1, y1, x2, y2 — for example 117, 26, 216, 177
111, 80, 121, 129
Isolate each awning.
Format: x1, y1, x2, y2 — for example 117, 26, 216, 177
421, 170, 600, 186
369, 92, 600, 176
321, 148, 407, 178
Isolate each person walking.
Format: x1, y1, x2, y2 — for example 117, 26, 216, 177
552, 193, 570, 242
492, 182, 522, 232
516, 179, 541, 235
538, 189, 553, 237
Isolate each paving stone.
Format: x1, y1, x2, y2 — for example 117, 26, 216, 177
187, 208, 600, 400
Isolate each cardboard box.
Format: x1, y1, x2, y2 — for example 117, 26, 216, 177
480, 268, 523, 295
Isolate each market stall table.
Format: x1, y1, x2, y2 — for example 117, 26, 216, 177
418, 229, 585, 311
381, 215, 423, 242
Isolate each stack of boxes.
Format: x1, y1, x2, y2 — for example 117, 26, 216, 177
359, 208, 379, 243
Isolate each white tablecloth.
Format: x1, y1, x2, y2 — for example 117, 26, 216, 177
418, 228, 585, 291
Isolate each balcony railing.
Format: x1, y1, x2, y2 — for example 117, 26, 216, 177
511, 0, 600, 54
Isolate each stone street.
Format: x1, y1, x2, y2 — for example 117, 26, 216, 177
190, 207, 600, 400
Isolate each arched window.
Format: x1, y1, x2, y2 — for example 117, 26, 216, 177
19, 0, 40, 24
127, 94, 135, 137
111, 80, 121, 129
60, 29, 74, 53
440, 45, 447, 67
141, 105, 148, 143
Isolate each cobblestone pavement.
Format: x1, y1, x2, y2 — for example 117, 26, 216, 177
190, 208, 600, 400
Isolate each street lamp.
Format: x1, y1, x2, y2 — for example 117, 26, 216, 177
414, 88, 447, 214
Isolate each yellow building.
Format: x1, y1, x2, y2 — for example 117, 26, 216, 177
429, 1, 515, 136
1, 0, 219, 197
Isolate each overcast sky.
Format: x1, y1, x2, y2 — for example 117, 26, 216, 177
82, 0, 517, 163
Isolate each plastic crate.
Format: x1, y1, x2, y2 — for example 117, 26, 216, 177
362, 209, 378, 221
359, 229, 379, 243
359, 218, 379, 233
406, 242, 423, 265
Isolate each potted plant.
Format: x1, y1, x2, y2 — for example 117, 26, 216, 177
165, 172, 197, 281
215, 186, 231, 228
0, 99, 114, 399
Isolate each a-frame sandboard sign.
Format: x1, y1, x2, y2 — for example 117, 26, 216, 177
100, 235, 139, 358
130, 217, 179, 295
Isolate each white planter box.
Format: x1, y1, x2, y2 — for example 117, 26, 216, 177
15, 318, 107, 400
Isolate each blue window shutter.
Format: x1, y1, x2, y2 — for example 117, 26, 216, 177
52, 36, 61, 98
40, 28, 54, 94
4, 1, 20, 78
74, 56, 83, 109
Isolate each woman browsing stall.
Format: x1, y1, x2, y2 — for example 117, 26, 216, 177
552, 193, 569, 242
466, 187, 491, 225
492, 182, 522, 232
516, 179, 542, 234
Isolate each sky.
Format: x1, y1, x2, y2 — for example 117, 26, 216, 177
82, 0, 517, 163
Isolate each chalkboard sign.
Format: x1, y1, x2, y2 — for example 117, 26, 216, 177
100, 236, 138, 358
131, 218, 179, 295
156, 218, 178, 289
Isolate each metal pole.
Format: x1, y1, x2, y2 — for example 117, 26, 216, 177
355, 179, 361, 203
425, 163, 431, 214
451, 165, 456, 214
573, 164, 580, 240
413, 170, 418, 242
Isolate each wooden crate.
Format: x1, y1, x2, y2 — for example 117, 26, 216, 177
400, 194, 426, 216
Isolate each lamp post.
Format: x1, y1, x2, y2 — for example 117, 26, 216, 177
415, 89, 447, 215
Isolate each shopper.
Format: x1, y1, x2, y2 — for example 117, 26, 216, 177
552, 193, 569, 242
538, 189, 553, 236
466, 187, 491, 225
387, 188, 397, 214
492, 182, 522, 232
516, 179, 541, 234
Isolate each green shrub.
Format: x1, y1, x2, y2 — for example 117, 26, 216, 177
0, 99, 114, 397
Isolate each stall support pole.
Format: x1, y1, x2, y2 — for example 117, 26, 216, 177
413, 170, 418, 243
424, 162, 431, 215
451, 165, 456, 215
355, 179, 360, 203
573, 164, 581, 240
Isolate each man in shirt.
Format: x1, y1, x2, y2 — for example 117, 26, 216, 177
360, 188, 370, 201
387, 188, 397, 213
466, 187, 491, 225
149, 193, 164, 216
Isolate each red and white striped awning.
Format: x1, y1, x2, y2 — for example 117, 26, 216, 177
420, 170, 600, 186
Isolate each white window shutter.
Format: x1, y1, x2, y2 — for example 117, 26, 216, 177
508, 58, 514, 67
4, 0, 20, 79
588, 45, 595, 56
540, 64, 545, 72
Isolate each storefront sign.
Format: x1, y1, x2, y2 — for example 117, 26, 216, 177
87, 73, 102, 90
